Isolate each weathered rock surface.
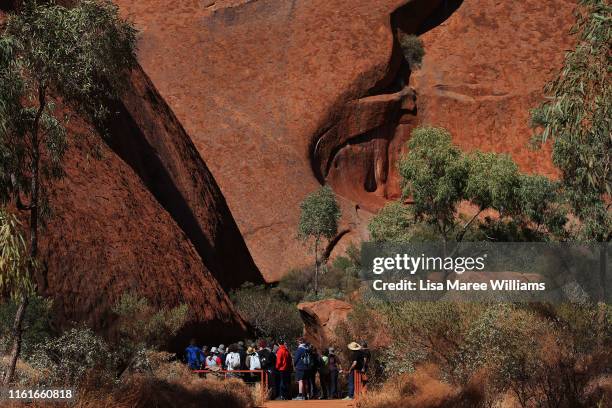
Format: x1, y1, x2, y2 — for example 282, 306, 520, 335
298, 299, 353, 350
36, 66, 262, 343
412, 0, 576, 177
3, 2, 259, 341
115, 0, 575, 282
115, 0, 452, 281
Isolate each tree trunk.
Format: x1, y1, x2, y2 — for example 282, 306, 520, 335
2, 296, 28, 385
3, 86, 45, 385
314, 238, 319, 296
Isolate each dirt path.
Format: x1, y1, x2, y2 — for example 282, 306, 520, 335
265, 399, 355, 408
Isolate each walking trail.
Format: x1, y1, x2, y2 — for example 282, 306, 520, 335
265, 399, 355, 408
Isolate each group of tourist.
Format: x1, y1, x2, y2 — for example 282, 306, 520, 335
184, 337, 370, 400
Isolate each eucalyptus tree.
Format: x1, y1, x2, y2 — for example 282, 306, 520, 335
0, 0, 137, 383
531, 0, 611, 241
298, 185, 341, 295
0, 210, 35, 384
383, 126, 566, 244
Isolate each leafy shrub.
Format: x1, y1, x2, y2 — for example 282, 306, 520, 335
230, 283, 303, 342
398, 32, 425, 70
0, 296, 54, 359
277, 267, 315, 303
29, 327, 113, 386
112, 293, 188, 375
279, 244, 362, 302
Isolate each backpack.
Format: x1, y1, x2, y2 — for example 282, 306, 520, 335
300, 348, 313, 369
227, 352, 241, 370
258, 349, 274, 369
249, 353, 261, 370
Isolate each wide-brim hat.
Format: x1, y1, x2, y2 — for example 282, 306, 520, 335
347, 342, 361, 351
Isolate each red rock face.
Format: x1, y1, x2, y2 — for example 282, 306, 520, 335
115, 0, 575, 282
298, 299, 353, 351
412, 0, 575, 177
0, 6, 261, 339
114, 0, 451, 281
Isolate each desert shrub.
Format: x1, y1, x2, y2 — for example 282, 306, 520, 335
29, 327, 114, 387
361, 301, 611, 408
378, 302, 481, 376
277, 267, 315, 302
456, 305, 553, 402
279, 244, 362, 302
0, 296, 54, 359
112, 293, 188, 374
357, 364, 485, 408
398, 32, 425, 70
230, 283, 302, 342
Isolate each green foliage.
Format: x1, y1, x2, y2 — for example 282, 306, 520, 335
530, 0, 611, 241
112, 293, 188, 350
398, 127, 467, 240
398, 32, 425, 70
277, 267, 315, 303
0, 209, 34, 298
112, 293, 188, 374
0, 0, 137, 212
457, 305, 551, 383
387, 126, 568, 242
368, 201, 440, 243
0, 296, 53, 359
230, 283, 303, 342
30, 327, 113, 386
298, 185, 341, 243
277, 244, 361, 302
7, 0, 138, 123
464, 152, 521, 214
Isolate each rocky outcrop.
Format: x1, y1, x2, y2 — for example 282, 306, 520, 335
114, 0, 454, 281
411, 0, 575, 177
107, 67, 263, 290
298, 299, 353, 350
40, 99, 252, 343
113, 0, 575, 282
1, 5, 261, 342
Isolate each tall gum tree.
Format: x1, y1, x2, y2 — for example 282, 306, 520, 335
0, 0, 137, 384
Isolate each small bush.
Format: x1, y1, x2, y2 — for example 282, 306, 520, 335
0, 296, 54, 359
278, 244, 362, 302
398, 32, 425, 70
29, 327, 114, 387
230, 283, 303, 342
112, 293, 188, 374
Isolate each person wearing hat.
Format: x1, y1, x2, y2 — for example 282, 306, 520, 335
205, 347, 222, 370
345, 342, 364, 400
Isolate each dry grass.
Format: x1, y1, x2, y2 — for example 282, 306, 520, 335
6, 359, 257, 408
357, 364, 484, 408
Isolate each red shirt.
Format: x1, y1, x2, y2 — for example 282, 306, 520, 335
275, 345, 291, 371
